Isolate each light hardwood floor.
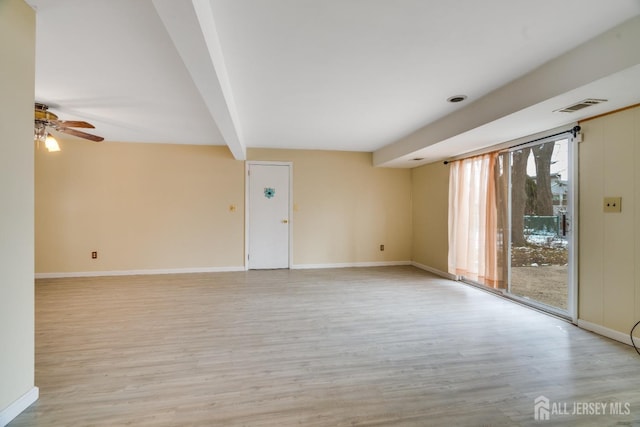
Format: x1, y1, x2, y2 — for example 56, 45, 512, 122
10, 266, 640, 426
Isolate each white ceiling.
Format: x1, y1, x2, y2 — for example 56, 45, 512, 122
28, 0, 640, 166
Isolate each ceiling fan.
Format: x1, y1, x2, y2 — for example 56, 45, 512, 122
34, 103, 104, 151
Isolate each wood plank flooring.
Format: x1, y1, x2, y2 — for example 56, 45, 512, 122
10, 266, 640, 426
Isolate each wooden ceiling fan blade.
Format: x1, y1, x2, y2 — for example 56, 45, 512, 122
57, 127, 104, 142
56, 120, 95, 129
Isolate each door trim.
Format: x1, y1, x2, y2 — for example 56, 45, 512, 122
245, 161, 293, 270
567, 133, 578, 323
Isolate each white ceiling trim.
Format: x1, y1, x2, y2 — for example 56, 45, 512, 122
374, 16, 640, 167
152, 0, 246, 160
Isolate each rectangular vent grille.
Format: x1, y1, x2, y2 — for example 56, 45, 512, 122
555, 98, 607, 113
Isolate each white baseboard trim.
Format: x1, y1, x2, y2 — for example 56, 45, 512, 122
411, 262, 458, 281
0, 387, 38, 427
291, 261, 411, 270
35, 266, 246, 279
577, 319, 637, 346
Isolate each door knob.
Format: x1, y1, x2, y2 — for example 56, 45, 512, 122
282, 219, 289, 224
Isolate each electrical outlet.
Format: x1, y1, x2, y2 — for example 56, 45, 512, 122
603, 197, 622, 213
91, 251, 98, 259
380, 244, 385, 251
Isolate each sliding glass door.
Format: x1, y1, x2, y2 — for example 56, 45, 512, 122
505, 136, 576, 318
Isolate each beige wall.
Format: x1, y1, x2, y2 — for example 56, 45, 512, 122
36, 142, 245, 273
579, 105, 640, 336
248, 149, 412, 265
0, 0, 36, 413
37, 146, 413, 273
410, 162, 449, 273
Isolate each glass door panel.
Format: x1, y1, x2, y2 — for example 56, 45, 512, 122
508, 138, 570, 312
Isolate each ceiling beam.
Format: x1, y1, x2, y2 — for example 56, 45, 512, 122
152, 0, 246, 160
374, 15, 640, 167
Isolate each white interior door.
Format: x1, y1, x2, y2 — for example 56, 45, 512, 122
247, 163, 291, 269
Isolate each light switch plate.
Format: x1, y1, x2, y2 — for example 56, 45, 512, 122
603, 197, 622, 213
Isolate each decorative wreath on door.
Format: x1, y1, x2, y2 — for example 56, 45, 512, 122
264, 187, 276, 199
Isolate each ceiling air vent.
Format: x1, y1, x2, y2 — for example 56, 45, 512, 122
555, 98, 607, 113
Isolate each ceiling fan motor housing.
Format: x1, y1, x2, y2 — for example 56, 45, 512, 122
34, 103, 58, 122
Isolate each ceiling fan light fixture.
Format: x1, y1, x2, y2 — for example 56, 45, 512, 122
34, 120, 46, 141
45, 133, 61, 152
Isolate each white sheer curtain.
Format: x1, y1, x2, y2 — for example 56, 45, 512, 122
448, 152, 503, 288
